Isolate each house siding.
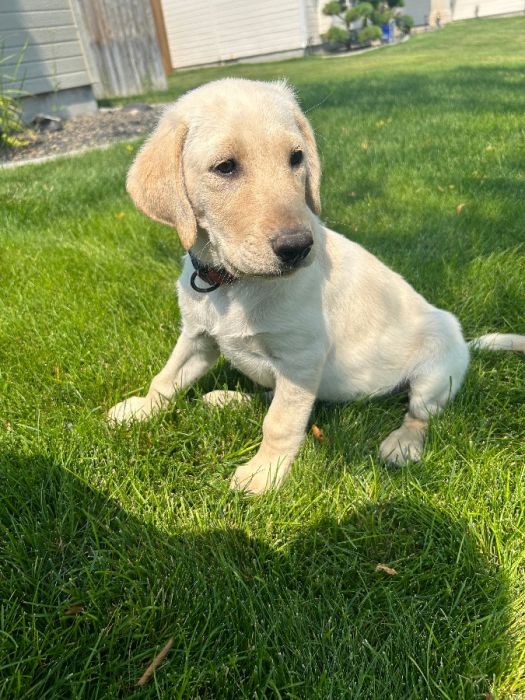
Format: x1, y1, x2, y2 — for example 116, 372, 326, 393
404, 0, 524, 25
0, 0, 93, 97
402, 0, 434, 26
452, 0, 525, 20
161, 0, 308, 69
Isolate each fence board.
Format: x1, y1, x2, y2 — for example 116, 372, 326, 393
71, 0, 167, 98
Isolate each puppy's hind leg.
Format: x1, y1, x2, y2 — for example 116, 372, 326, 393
379, 411, 428, 466
380, 337, 469, 466
202, 389, 273, 407
202, 390, 251, 407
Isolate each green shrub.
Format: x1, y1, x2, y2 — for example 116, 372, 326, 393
322, 0, 344, 15
358, 24, 382, 43
322, 26, 351, 46
0, 43, 27, 149
372, 8, 394, 25
396, 13, 415, 34
353, 1, 374, 17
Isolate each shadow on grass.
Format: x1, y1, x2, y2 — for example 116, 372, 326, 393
298, 64, 525, 118
1, 453, 511, 698
300, 65, 525, 271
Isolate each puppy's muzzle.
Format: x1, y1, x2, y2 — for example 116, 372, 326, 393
271, 229, 313, 269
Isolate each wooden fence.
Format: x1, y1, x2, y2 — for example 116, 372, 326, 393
71, 0, 169, 99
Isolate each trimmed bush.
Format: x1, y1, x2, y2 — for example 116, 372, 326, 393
396, 13, 415, 34
322, 0, 413, 49
358, 24, 383, 43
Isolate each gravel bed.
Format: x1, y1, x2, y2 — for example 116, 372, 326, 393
0, 103, 167, 164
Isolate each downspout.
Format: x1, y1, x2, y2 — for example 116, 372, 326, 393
298, 0, 309, 51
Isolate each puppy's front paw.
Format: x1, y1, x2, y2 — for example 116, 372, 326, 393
379, 426, 425, 466
229, 455, 290, 495
107, 396, 152, 425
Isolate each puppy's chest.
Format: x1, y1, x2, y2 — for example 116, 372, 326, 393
215, 328, 277, 389
218, 333, 271, 364
191, 293, 278, 382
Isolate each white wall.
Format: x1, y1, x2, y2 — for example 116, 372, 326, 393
452, 0, 525, 20
404, 0, 524, 26
161, 0, 309, 69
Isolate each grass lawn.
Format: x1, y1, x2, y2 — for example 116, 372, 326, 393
1, 17, 525, 699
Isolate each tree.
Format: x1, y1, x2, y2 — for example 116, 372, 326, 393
322, 0, 411, 49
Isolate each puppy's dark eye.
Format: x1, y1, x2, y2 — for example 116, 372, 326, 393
214, 159, 237, 175
290, 149, 304, 167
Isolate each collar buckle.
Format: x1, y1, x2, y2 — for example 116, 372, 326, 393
189, 251, 237, 293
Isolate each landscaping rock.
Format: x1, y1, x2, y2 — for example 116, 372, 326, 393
1, 103, 167, 164
122, 102, 154, 113
31, 114, 64, 132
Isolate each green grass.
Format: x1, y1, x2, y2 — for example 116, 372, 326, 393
1, 17, 524, 699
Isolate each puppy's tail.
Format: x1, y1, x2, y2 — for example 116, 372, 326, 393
468, 333, 525, 354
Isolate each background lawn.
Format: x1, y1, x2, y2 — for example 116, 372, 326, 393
1, 17, 524, 699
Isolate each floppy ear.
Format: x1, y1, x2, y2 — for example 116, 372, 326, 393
294, 108, 321, 215
126, 117, 197, 250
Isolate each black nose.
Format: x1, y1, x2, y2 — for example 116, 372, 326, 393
271, 229, 313, 267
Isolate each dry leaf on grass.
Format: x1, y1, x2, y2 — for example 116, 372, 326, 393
375, 563, 397, 576
311, 424, 326, 443
64, 604, 84, 616
456, 203, 465, 215
137, 637, 174, 687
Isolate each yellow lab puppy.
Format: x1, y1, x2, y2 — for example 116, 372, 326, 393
108, 79, 524, 494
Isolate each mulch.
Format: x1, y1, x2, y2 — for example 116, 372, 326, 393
0, 103, 166, 165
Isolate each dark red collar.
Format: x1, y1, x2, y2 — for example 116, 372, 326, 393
189, 251, 237, 293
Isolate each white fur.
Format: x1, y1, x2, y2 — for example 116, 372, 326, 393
469, 333, 525, 353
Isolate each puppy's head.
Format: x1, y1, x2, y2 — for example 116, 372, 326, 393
127, 78, 321, 277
